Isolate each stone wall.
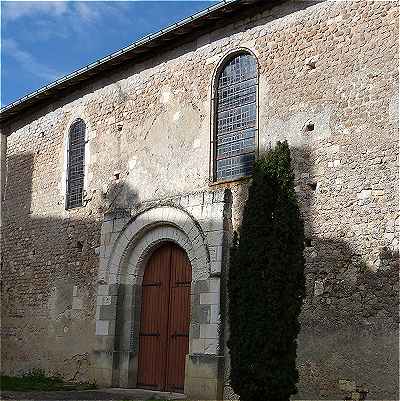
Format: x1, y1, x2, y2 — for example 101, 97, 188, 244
1, 0, 398, 399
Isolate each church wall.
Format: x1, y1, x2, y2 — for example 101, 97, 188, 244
1, 0, 398, 398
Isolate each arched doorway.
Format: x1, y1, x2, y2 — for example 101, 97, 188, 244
137, 242, 192, 393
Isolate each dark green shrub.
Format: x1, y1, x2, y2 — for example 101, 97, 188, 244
227, 141, 305, 401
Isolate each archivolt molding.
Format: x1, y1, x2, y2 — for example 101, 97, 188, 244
105, 205, 210, 284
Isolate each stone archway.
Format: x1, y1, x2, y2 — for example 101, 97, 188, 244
94, 195, 229, 400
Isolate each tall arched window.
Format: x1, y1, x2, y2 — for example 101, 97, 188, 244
214, 52, 258, 182
66, 118, 86, 209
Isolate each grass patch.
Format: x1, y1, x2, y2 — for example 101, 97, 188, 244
0, 369, 96, 392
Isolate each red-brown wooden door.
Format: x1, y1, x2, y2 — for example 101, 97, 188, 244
137, 243, 191, 393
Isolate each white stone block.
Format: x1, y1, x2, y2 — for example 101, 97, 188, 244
200, 324, 218, 339
204, 339, 218, 354
182, 218, 195, 236
210, 261, 222, 275
209, 247, 217, 261
97, 285, 109, 296
209, 246, 223, 262
180, 195, 190, 206
357, 189, 372, 199
191, 339, 205, 354
189, 192, 204, 206
191, 233, 205, 251
96, 320, 109, 336
210, 304, 220, 324
101, 220, 113, 237
207, 230, 224, 246
211, 203, 225, 217
190, 205, 203, 220
206, 54, 220, 65
123, 221, 139, 241
100, 295, 112, 305
200, 292, 219, 305
209, 278, 220, 293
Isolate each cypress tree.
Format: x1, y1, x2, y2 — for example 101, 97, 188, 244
227, 141, 305, 401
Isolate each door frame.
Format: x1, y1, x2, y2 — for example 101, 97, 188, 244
94, 203, 227, 400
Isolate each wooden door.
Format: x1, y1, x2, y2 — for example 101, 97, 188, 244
137, 243, 191, 393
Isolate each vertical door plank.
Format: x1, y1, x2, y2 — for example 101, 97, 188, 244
165, 245, 192, 392
137, 244, 171, 390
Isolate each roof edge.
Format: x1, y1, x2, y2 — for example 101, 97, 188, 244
1, 0, 276, 126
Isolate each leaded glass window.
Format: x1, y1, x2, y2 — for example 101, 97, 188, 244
215, 53, 257, 181
66, 119, 86, 209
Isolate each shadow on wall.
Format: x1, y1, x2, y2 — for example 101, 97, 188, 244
290, 145, 399, 399
227, 144, 399, 399
1, 152, 133, 382
2, 151, 230, 393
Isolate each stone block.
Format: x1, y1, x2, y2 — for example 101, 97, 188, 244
191, 338, 205, 354
98, 295, 112, 306
94, 367, 113, 387
357, 189, 372, 199
192, 304, 211, 324
101, 220, 113, 237
210, 304, 220, 324
99, 305, 117, 320
97, 284, 109, 296
186, 356, 219, 379
96, 320, 109, 336
209, 278, 220, 293
112, 217, 128, 233
95, 335, 115, 351
200, 292, 219, 305
208, 246, 220, 262
210, 261, 222, 275
94, 351, 114, 370
190, 322, 200, 339
185, 355, 224, 400
207, 230, 224, 246
204, 339, 218, 354
200, 323, 218, 339
188, 192, 204, 206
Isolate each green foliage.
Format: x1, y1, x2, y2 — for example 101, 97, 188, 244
227, 141, 305, 401
0, 368, 96, 392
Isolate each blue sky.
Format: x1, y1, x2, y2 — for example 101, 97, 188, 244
1, 1, 217, 107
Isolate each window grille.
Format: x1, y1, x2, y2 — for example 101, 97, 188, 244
215, 53, 257, 181
66, 119, 86, 209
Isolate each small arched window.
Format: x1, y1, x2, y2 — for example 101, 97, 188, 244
214, 52, 258, 182
66, 118, 86, 209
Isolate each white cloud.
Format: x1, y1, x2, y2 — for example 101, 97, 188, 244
74, 2, 101, 24
2, 38, 63, 81
2, 1, 68, 22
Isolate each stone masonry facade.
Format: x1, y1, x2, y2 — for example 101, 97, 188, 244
1, 0, 398, 399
